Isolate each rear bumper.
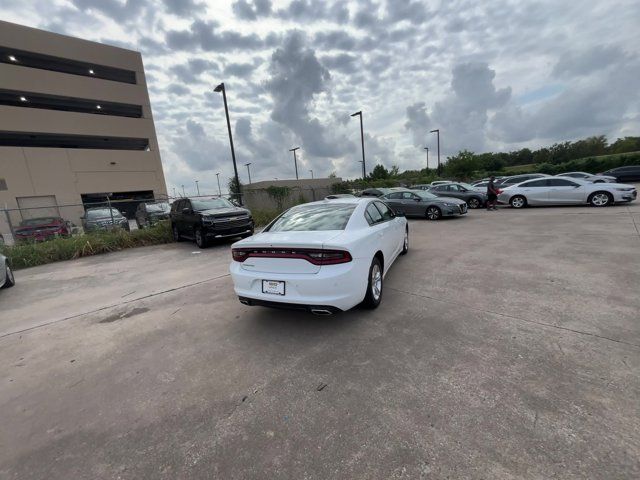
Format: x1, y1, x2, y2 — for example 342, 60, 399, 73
238, 297, 343, 314
230, 258, 370, 311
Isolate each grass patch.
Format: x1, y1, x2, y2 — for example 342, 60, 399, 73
0, 221, 173, 270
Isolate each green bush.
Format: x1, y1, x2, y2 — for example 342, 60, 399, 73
0, 221, 173, 270
251, 209, 280, 227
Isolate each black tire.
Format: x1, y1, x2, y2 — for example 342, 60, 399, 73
361, 256, 383, 309
172, 224, 182, 242
426, 206, 442, 221
467, 197, 482, 209
588, 191, 613, 207
2, 262, 15, 288
401, 227, 409, 255
195, 227, 209, 248
509, 195, 527, 209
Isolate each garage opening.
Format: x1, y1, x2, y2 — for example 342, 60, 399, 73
81, 191, 155, 218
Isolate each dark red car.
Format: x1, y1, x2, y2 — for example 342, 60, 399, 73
14, 217, 71, 242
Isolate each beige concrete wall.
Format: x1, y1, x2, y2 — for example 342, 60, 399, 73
0, 21, 167, 239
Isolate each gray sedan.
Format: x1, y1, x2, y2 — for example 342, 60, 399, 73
383, 190, 467, 220
429, 182, 487, 208
1, 253, 15, 289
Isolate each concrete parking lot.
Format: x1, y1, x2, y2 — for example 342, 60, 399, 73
1, 203, 639, 479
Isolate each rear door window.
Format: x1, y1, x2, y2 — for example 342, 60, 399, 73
374, 201, 394, 221
365, 203, 383, 225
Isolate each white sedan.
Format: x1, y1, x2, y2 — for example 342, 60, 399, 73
230, 198, 408, 314
1, 253, 15, 289
556, 171, 617, 183
498, 177, 637, 208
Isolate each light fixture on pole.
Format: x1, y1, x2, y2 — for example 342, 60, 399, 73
215, 172, 222, 196
351, 111, 366, 179
309, 169, 314, 179
195, 180, 200, 195
213, 82, 242, 204
430, 129, 441, 175
289, 147, 300, 180
245, 162, 252, 184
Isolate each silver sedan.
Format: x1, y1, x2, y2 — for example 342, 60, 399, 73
1, 253, 15, 289
499, 177, 637, 208
556, 172, 617, 183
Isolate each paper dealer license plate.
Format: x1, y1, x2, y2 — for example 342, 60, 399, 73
262, 280, 285, 296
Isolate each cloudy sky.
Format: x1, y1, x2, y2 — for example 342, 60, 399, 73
3, 0, 639, 194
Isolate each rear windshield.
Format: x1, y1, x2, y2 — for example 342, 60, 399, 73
146, 202, 170, 212
267, 204, 356, 232
20, 217, 59, 226
87, 208, 121, 219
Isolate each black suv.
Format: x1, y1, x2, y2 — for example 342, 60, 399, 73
170, 197, 254, 248
600, 165, 640, 183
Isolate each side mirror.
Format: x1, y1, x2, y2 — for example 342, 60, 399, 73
414, 198, 421, 202
394, 211, 405, 217
182, 207, 191, 214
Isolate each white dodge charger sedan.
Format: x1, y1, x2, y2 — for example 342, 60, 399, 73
230, 198, 408, 314
498, 177, 637, 208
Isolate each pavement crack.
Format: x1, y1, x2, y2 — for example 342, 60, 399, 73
387, 286, 640, 349
0, 273, 231, 339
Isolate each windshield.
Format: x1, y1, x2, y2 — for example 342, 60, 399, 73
87, 208, 121, 219
20, 217, 59, 226
191, 198, 233, 211
146, 202, 170, 212
414, 191, 439, 200
267, 204, 356, 232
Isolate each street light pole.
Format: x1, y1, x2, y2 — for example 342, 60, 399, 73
351, 111, 366, 179
181, 184, 186, 197
245, 162, 252, 184
309, 169, 314, 179
289, 147, 300, 180
214, 82, 242, 205
430, 129, 441, 176
195, 180, 200, 196
215, 172, 222, 196
424, 147, 429, 170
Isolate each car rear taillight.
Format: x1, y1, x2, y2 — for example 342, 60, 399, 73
232, 248, 352, 265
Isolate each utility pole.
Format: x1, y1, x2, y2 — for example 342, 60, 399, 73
245, 162, 252, 184
289, 147, 300, 180
214, 83, 242, 204
424, 147, 429, 170
309, 169, 314, 179
430, 129, 441, 175
351, 111, 366, 179
181, 185, 185, 197
215, 172, 221, 196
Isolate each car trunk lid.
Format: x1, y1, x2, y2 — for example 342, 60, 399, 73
235, 231, 344, 274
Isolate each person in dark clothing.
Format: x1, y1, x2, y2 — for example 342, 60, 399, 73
486, 176, 498, 210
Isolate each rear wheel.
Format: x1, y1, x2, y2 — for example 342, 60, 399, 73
510, 195, 527, 208
362, 257, 383, 309
2, 262, 15, 288
467, 197, 482, 209
401, 228, 409, 255
195, 227, 209, 248
588, 191, 612, 207
426, 206, 442, 221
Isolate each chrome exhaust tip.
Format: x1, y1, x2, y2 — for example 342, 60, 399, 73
310, 309, 333, 316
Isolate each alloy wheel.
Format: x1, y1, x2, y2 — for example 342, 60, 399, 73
427, 207, 441, 220
511, 196, 525, 208
371, 264, 382, 301
7, 265, 13, 283
591, 193, 610, 206
195, 229, 204, 247
468, 198, 480, 209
